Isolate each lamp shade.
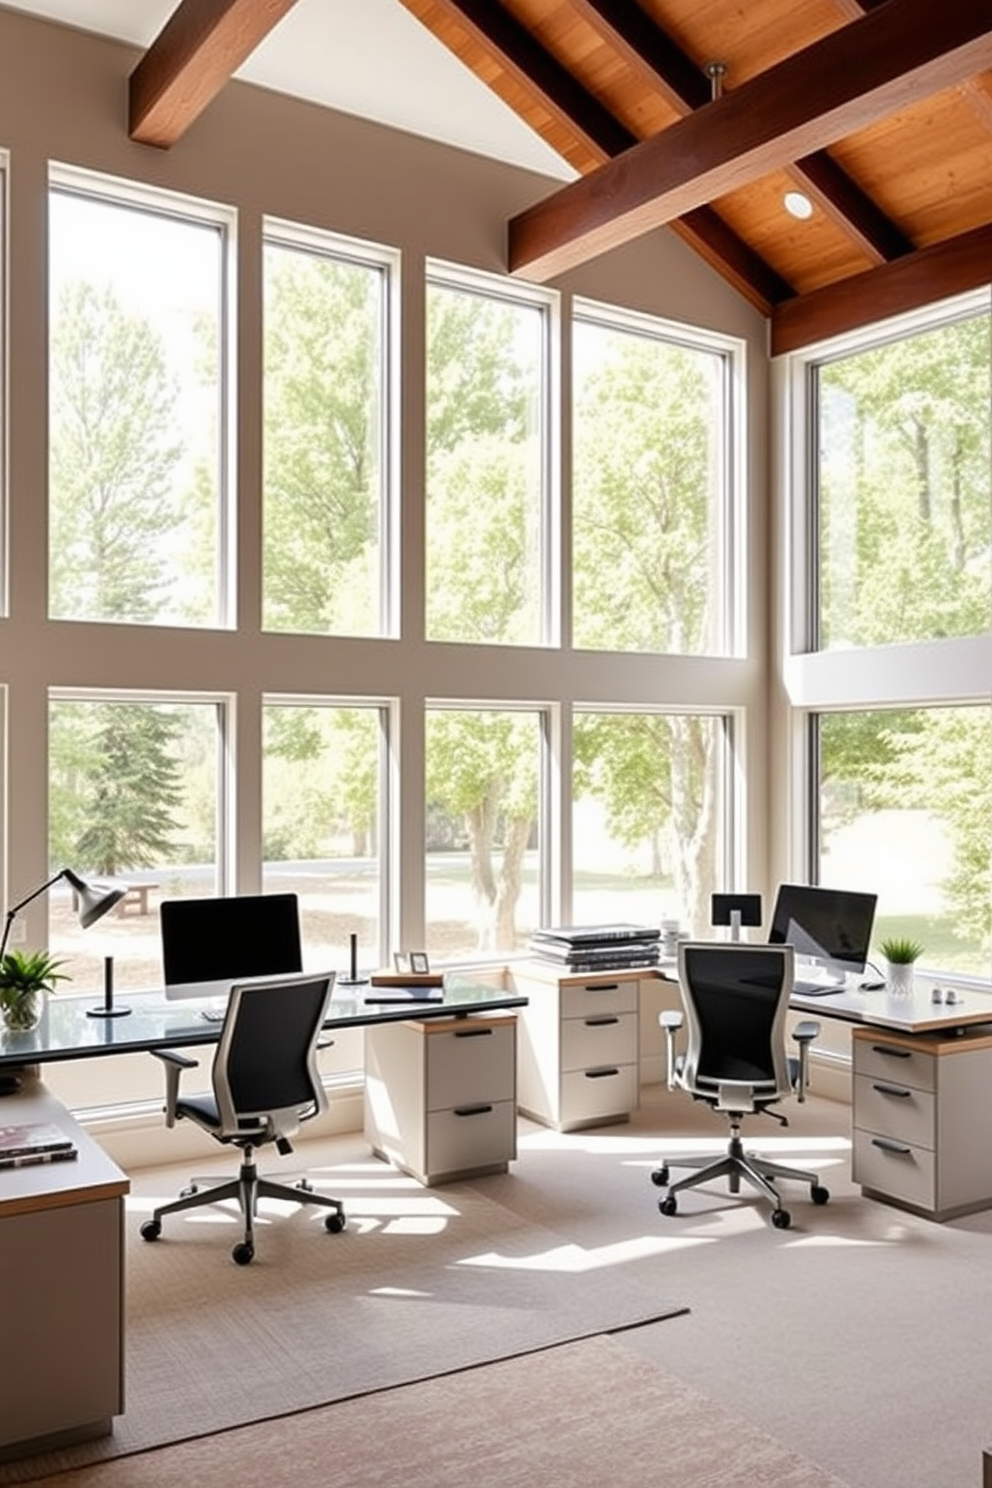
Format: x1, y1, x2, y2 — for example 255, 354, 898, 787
62, 870, 128, 930
0, 867, 130, 963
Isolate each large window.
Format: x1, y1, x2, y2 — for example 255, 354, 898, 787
572, 301, 737, 656
425, 267, 551, 645
48, 168, 230, 628
262, 701, 386, 970
48, 695, 223, 991
424, 707, 543, 959
816, 708, 992, 978
815, 305, 991, 650
572, 710, 731, 936
263, 222, 397, 637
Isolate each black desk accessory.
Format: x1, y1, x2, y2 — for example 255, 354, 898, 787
711, 893, 762, 942
337, 932, 369, 988
87, 955, 132, 1018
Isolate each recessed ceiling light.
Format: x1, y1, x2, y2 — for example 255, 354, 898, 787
784, 190, 813, 220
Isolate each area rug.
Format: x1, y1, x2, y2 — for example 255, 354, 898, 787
15, 1333, 852, 1488
1, 1154, 685, 1483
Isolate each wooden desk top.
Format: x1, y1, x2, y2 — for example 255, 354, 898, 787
0, 1081, 128, 1218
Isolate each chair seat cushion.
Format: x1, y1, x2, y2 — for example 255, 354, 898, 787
175, 1092, 222, 1130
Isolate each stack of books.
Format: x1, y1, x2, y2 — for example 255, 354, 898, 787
528, 923, 661, 974
0, 1121, 78, 1170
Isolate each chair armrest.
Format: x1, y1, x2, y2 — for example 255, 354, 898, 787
659, 1010, 684, 1091
150, 1047, 199, 1127
790, 1019, 820, 1104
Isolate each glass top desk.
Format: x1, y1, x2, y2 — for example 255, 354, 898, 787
0, 977, 528, 1069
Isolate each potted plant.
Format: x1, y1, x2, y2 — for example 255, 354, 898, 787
0, 949, 69, 1032
879, 936, 923, 998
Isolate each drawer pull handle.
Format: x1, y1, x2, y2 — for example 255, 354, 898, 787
583, 983, 620, 993
872, 1083, 912, 1098
585, 1067, 620, 1080
871, 1045, 911, 1059
454, 1027, 493, 1039
453, 1104, 494, 1118
584, 1016, 620, 1027
871, 1136, 913, 1157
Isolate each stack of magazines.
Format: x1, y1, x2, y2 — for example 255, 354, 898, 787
0, 1121, 78, 1170
528, 923, 661, 973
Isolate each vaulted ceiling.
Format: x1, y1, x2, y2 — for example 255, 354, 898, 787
114, 0, 992, 352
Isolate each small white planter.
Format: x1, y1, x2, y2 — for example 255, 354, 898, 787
885, 961, 916, 998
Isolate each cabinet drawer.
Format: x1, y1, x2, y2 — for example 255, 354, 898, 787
853, 1128, 935, 1211
560, 1063, 638, 1129
561, 1010, 637, 1073
853, 1036, 936, 1092
559, 979, 638, 1022
426, 1022, 516, 1110
425, 1099, 516, 1181
853, 1073, 935, 1151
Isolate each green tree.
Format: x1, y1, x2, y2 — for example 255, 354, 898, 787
49, 281, 184, 622
263, 250, 382, 634
72, 707, 184, 876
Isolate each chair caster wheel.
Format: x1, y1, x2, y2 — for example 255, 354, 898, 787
771, 1208, 791, 1229
232, 1242, 255, 1265
651, 1165, 669, 1187
811, 1184, 830, 1205
324, 1211, 346, 1234
659, 1195, 678, 1217
140, 1219, 162, 1242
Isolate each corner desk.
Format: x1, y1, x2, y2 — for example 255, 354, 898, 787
0, 977, 528, 1459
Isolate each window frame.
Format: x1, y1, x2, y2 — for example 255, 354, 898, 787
263, 217, 401, 639
424, 259, 559, 648
570, 295, 746, 659
47, 162, 237, 630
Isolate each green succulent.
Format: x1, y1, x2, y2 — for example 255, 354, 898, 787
0, 949, 70, 1008
879, 936, 924, 966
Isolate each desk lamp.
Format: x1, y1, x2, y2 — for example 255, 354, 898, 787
1, 867, 129, 1010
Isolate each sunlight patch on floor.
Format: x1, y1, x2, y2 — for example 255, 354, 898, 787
458, 1233, 711, 1271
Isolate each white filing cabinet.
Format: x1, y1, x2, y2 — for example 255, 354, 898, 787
852, 1026, 992, 1221
364, 1013, 517, 1185
510, 965, 643, 1132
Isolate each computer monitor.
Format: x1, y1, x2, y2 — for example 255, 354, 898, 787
768, 884, 877, 985
161, 892, 303, 1000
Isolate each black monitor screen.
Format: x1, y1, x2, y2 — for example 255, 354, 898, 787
768, 884, 877, 976
160, 893, 302, 988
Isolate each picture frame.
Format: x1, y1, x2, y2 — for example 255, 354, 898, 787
392, 951, 410, 973
408, 951, 430, 975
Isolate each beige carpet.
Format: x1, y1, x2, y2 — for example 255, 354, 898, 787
0, 1150, 683, 1484
15, 1333, 851, 1488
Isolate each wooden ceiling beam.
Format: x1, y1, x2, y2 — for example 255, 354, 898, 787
509, 0, 992, 282
790, 152, 913, 263
129, 0, 300, 149
771, 221, 992, 355
402, 0, 788, 310
573, 0, 912, 269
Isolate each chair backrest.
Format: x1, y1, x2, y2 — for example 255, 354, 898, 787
676, 942, 795, 1103
211, 973, 334, 1138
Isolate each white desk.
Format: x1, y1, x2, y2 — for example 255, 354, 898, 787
791, 977, 992, 1034
792, 976, 992, 1219
0, 1080, 128, 1459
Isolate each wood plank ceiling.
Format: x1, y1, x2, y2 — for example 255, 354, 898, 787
127, 0, 992, 353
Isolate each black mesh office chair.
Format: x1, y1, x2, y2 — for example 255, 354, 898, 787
140, 973, 346, 1265
651, 942, 829, 1229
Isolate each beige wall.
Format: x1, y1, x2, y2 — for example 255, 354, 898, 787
0, 6, 775, 1118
